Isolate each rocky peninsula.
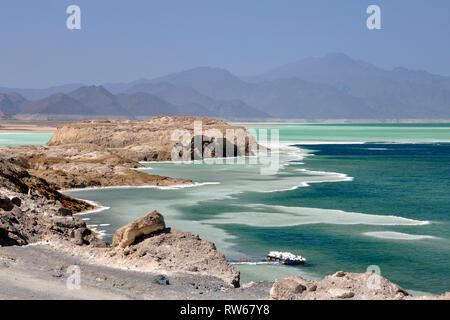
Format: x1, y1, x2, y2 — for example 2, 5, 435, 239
0, 116, 260, 190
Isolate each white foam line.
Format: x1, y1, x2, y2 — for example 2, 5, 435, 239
289, 140, 450, 145
284, 141, 368, 145
63, 182, 220, 192
263, 173, 353, 193
91, 228, 108, 239
363, 231, 440, 240
204, 205, 430, 227
72, 199, 110, 216
262, 184, 306, 193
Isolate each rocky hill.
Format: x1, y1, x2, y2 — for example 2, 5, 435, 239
47, 116, 261, 162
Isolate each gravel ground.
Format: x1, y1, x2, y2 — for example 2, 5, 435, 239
0, 243, 272, 300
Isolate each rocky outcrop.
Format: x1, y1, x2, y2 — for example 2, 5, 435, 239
0, 144, 190, 190
270, 272, 450, 300
105, 211, 240, 287
0, 189, 104, 247
112, 210, 166, 248
0, 155, 107, 247
0, 155, 93, 212
47, 116, 262, 162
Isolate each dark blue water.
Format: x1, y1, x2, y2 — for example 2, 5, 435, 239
224, 143, 450, 294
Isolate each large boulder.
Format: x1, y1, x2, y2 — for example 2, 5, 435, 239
112, 210, 166, 248
269, 276, 310, 300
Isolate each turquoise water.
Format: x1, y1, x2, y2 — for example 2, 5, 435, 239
0, 133, 52, 146
3, 124, 450, 294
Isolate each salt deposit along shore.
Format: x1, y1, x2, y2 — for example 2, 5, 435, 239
1, 117, 449, 300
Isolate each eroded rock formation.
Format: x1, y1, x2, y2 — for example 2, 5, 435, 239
106, 211, 240, 287
47, 116, 261, 162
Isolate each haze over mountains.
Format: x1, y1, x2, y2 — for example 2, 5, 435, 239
1, 53, 449, 120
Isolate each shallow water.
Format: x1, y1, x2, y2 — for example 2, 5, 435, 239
0, 133, 52, 146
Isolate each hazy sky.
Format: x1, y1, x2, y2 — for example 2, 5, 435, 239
1, 0, 449, 88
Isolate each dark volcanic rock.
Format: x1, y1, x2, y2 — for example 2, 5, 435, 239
0, 155, 94, 213
0, 155, 103, 247
152, 275, 170, 285
0, 196, 14, 211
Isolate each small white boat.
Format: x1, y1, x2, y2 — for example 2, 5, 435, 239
266, 251, 306, 265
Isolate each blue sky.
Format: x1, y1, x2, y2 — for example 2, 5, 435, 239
1, 0, 449, 88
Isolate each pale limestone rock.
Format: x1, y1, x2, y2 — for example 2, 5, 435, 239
270, 273, 410, 300
112, 210, 166, 248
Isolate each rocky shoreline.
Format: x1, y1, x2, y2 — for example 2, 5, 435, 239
0, 116, 261, 190
1, 116, 449, 300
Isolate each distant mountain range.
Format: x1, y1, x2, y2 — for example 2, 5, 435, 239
1, 53, 449, 120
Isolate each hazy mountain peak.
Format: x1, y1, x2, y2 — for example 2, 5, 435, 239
72, 85, 112, 95
18, 92, 93, 116
156, 66, 241, 83
150, 66, 249, 100
68, 85, 131, 117
323, 52, 356, 63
